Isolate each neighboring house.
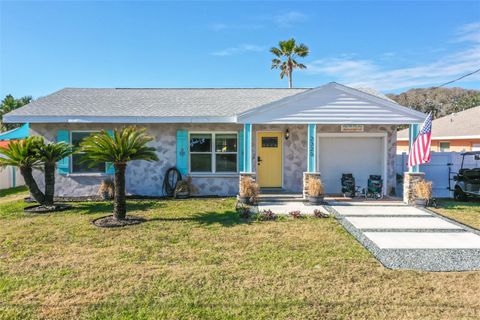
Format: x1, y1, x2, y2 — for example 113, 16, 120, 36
397, 106, 480, 153
3, 82, 425, 197
0, 124, 29, 190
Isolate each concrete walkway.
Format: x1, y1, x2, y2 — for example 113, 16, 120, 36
328, 204, 480, 271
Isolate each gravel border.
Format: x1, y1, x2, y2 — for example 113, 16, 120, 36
24, 204, 72, 213
325, 204, 480, 272
91, 215, 146, 228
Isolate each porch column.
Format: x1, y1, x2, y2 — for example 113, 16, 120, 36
239, 123, 255, 195
408, 123, 419, 173
307, 124, 317, 172
404, 123, 423, 204
303, 124, 320, 199
243, 123, 252, 173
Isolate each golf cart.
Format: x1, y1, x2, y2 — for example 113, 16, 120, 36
452, 151, 480, 201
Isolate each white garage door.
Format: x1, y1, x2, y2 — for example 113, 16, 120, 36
318, 136, 384, 195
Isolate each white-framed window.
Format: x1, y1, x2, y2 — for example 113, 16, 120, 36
189, 132, 238, 173
71, 131, 106, 173
439, 141, 450, 152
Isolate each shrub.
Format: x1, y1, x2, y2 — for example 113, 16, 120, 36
313, 209, 329, 218
414, 180, 432, 200
239, 177, 259, 202
289, 210, 303, 219
98, 178, 115, 199
175, 176, 198, 196
308, 177, 324, 196
257, 209, 277, 221
237, 205, 251, 219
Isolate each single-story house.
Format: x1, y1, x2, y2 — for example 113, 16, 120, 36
397, 106, 480, 153
3, 82, 425, 197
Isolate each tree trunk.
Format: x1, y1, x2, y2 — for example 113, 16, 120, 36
113, 162, 127, 220
44, 162, 55, 206
289, 70, 293, 88
19, 166, 45, 205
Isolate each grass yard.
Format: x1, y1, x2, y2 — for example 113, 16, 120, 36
1, 194, 480, 319
434, 199, 480, 229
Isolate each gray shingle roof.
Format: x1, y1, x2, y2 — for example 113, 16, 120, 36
397, 106, 480, 139
6, 88, 308, 118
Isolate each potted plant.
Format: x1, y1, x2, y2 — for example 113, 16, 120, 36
174, 176, 196, 199
98, 178, 115, 200
238, 177, 259, 205
308, 177, 324, 205
414, 180, 432, 207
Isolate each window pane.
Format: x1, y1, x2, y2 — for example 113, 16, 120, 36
262, 137, 278, 148
215, 134, 237, 152
190, 134, 212, 152
216, 154, 237, 172
440, 142, 450, 152
72, 154, 105, 173
72, 132, 96, 147
191, 154, 212, 172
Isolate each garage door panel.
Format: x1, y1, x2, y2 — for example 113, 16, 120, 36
318, 137, 383, 194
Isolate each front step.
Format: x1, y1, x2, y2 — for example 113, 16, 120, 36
257, 193, 304, 203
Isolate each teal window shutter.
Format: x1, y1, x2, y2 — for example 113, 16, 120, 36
105, 130, 115, 174
176, 129, 188, 176
57, 130, 70, 175
238, 130, 244, 172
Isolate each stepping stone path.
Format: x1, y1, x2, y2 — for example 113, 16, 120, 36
329, 204, 480, 271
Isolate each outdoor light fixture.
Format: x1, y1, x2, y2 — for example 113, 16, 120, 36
285, 128, 290, 140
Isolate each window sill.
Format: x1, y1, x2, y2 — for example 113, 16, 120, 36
189, 173, 239, 178
67, 173, 111, 177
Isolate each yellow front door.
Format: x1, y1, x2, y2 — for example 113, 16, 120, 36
257, 132, 282, 188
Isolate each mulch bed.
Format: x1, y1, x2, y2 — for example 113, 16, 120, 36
92, 215, 146, 228
24, 204, 72, 213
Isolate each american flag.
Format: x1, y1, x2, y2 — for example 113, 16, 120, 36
408, 112, 433, 167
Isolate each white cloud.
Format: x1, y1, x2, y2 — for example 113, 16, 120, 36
306, 22, 480, 91
272, 11, 308, 27
208, 22, 263, 32
456, 22, 480, 43
211, 44, 265, 57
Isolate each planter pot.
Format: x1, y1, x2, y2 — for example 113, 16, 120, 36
175, 191, 189, 199
308, 195, 324, 205
415, 198, 427, 207
238, 196, 252, 205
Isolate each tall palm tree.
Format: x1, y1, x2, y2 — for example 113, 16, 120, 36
270, 38, 309, 88
0, 137, 45, 204
35, 140, 75, 206
80, 126, 158, 220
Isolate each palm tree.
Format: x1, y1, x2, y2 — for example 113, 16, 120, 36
80, 126, 158, 220
0, 95, 33, 132
0, 137, 45, 204
270, 38, 309, 88
35, 140, 75, 206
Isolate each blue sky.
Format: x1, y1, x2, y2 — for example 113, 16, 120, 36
1, 1, 479, 98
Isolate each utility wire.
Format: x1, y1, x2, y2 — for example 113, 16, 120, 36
433, 68, 480, 89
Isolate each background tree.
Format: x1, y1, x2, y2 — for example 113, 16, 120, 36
80, 127, 158, 220
0, 95, 33, 132
0, 137, 45, 204
35, 141, 75, 206
387, 87, 480, 118
270, 38, 309, 88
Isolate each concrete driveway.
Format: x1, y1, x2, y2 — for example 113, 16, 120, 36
328, 204, 480, 271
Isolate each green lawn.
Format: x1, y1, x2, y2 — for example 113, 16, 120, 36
433, 199, 480, 229
1, 195, 480, 319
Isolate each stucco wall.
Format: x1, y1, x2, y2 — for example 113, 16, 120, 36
317, 124, 397, 195
30, 123, 242, 197
29, 122, 397, 197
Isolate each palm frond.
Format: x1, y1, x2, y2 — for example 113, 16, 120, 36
0, 137, 43, 169
80, 126, 159, 167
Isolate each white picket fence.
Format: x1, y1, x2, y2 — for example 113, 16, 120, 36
396, 152, 480, 198
0, 166, 25, 190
